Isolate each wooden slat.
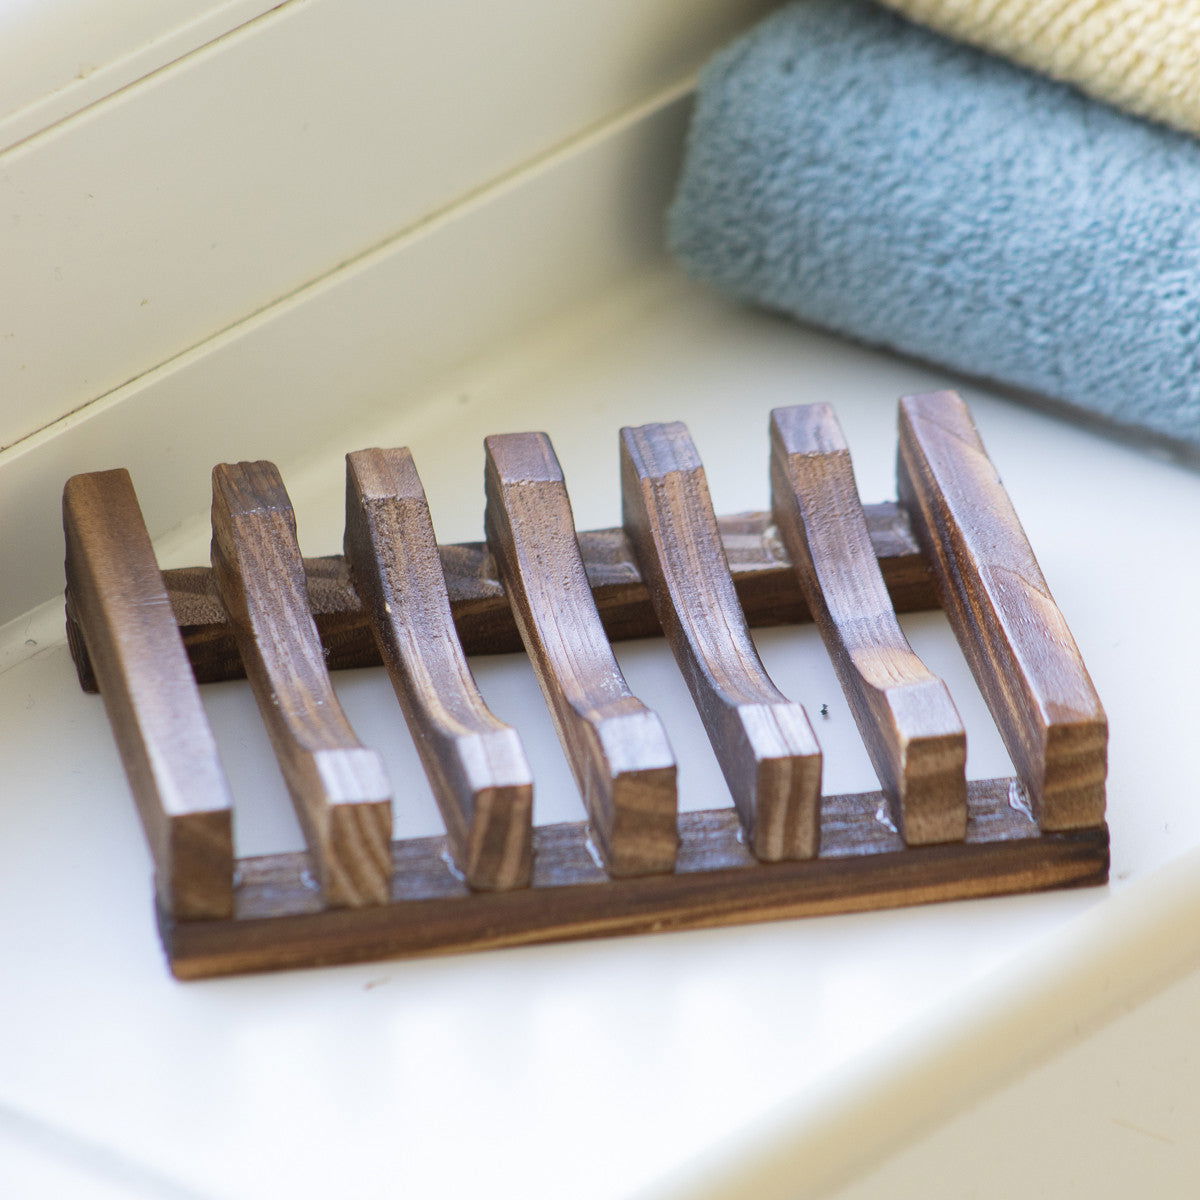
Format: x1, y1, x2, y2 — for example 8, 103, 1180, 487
897, 391, 1107, 831
483, 432, 678, 877
67, 503, 937, 689
344, 447, 533, 891
63, 470, 233, 920
770, 404, 967, 844
210, 461, 393, 907
621, 422, 822, 861
162, 779, 1109, 979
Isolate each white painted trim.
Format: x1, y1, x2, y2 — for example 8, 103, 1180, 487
0, 0, 288, 152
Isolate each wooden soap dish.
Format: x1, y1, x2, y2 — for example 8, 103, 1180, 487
63, 391, 1109, 979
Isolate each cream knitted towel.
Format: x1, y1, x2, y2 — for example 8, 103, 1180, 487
876, 0, 1200, 136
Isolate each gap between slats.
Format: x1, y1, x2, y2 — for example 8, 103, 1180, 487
769, 402, 968, 845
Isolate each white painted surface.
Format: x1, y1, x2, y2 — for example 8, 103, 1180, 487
0, 1108, 192, 1200
649, 835, 1200, 1200
0, 1, 283, 151
1, 14, 1196, 1190
829, 949, 1200, 1200
0, 91, 693, 625
0, 0, 776, 450
2, 269, 1199, 1199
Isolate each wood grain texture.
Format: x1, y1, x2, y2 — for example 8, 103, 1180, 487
63, 470, 233, 920
210, 461, 393, 907
770, 404, 967, 845
67, 504, 937, 690
897, 391, 1107, 831
162, 779, 1108, 979
344, 448, 533, 891
484, 432, 678, 877
621, 422, 821, 861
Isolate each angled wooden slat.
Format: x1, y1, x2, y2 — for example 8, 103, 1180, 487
63, 469, 233, 920
897, 391, 1107, 831
621, 422, 822, 861
770, 403, 967, 844
344, 447, 533, 891
484, 433, 678, 877
211, 461, 392, 907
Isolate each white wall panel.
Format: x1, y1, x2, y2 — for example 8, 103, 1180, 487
0, 0, 284, 150
0, 0, 775, 449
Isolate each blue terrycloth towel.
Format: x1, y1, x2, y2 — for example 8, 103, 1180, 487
668, 0, 1200, 452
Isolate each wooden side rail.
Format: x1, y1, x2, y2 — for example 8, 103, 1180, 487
770, 404, 967, 845
484, 433, 679, 877
211, 461, 393, 907
621, 421, 821, 861
897, 391, 1107, 831
162, 779, 1108, 980
67, 505, 938, 691
345, 448, 534, 892
63, 469, 234, 920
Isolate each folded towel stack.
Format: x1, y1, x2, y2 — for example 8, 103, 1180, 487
669, 0, 1200, 452
877, 0, 1200, 138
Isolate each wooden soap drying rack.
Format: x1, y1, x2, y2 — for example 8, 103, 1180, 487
64, 390, 1109, 979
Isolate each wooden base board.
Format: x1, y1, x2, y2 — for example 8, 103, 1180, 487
162, 779, 1108, 979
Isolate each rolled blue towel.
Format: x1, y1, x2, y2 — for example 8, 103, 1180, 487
668, 0, 1200, 453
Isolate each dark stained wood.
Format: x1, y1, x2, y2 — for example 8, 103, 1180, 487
483, 432, 678, 877
210, 461, 393, 907
344, 447, 533, 891
161, 779, 1109, 978
66, 394, 1112, 982
66, 503, 936, 690
897, 391, 1108, 831
770, 404, 967, 844
621, 422, 821, 861
63, 470, 233, 920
